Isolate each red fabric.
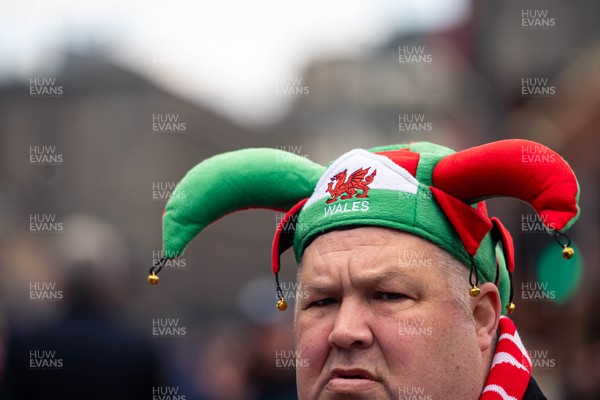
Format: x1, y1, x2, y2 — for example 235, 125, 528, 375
432, 139, 579, 231
271, 199, 308, 274
477, 201, 489, 216
480, 317, 531, 400
375, 148, 420, 177
430, 187, 493, 256
490, 217, 515, 273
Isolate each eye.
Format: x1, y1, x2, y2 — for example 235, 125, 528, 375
307, 298, 337, 308
374, 292, 406, 301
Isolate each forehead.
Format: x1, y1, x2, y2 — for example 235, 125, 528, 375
300, 227, 447, 275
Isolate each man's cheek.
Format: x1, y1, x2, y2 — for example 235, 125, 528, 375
373, 315, 436, 371
295, 319, 332, 379
295, 323, 330, 399
297, 323, 329, 356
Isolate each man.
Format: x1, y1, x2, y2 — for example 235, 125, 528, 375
150, 140, 579, 399
296, 227, 531, 399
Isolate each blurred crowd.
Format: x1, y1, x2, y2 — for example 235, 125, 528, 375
0, 214, 297, 399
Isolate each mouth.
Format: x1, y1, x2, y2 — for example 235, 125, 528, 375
326, 368, 378, 393
330, 369, 375, 380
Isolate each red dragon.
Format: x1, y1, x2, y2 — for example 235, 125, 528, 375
325, 167, 377, 204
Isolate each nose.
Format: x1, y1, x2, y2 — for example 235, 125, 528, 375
328, 297, 374, 350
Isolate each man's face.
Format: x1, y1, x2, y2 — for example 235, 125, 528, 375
294, 227, 489, 400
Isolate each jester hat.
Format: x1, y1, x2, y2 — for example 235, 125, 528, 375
149, 140, 580, 314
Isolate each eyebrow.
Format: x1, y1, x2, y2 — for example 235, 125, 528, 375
301, 268, 415, 293
300, 282, 332, 294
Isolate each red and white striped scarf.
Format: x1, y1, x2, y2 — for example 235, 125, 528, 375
480, 316, 532, 400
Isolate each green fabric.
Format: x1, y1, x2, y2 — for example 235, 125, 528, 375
408, 143, 454, 185
495, 244, 511, 316
536, 243, 582, 304
163, 148, 325, 257
160, 141, 579, 313
290, 144, 514, 307
292, 185, 500, 304
366, 143, 411, 153
561, 176, 581, 232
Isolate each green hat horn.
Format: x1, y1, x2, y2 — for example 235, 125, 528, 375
161, 148, 325, 259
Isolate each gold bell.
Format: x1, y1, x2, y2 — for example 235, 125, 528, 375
562, 245, 574, 260
469, 285, 480, 297
147, 273, 159, 285
276, 297, 288, 311
506, 302, 516, 314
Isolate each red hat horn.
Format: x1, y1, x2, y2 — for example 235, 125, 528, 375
431, 139, 580, 233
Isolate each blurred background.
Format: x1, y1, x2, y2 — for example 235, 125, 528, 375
0, 0, 599, 398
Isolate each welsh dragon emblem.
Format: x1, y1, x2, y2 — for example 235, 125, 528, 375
325, 167, 377, 204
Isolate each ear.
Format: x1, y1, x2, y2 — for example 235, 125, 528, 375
470, 282, 501, 353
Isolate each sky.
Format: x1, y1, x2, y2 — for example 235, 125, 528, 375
0, 0, 469, 126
